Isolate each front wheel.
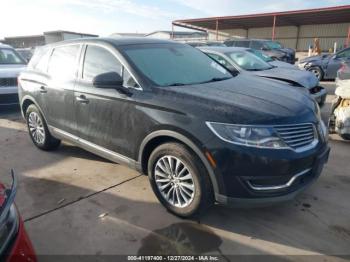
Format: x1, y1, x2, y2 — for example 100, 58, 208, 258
26, 104, 61, 150
148, 142, 214, 218
308, 66, 324, 81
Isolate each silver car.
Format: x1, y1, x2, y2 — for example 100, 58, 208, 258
0, 44, 26, 106
199, 46, 327, 105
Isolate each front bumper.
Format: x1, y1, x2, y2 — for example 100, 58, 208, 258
310, 86, 327, 105
215, 146, 330, 207
204, 135, 330, 207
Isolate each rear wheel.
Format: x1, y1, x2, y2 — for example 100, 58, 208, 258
148, 142, 214, 218
26, 104, 61, 150
308, 66, 323, 81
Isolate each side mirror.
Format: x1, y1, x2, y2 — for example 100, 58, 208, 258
92, 72, 123, 88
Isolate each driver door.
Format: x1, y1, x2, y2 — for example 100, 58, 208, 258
326, 49, 350, 79
74, 44, 135, 157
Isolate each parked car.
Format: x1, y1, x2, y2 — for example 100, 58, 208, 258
224, 38, 296, 64
186, 41, 226, 47
16, 48, 34, 63
200, 46, 327, 105
329, 61, 350, 140
298, 47, 350, 80
0, 44, 26, 106
247, 49, 298, 69
19, 38, 329, 217
0, 171, 37, 262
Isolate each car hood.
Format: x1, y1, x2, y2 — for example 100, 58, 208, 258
151, 73, 316, 125
252, 67, 319, 89
300, 54, 330, 63
0, 64, 26, 78
270, 60, 298, 69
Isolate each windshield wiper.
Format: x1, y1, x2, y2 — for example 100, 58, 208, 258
200, 77, 232, 84
163, 82, 186, 87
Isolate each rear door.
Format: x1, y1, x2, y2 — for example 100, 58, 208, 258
45, 44, 81, 135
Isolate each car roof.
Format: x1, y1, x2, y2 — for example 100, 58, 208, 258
0, 43, 14, 49
225, 38, 275, 42
198, 46, 249, 53
46, 37, 179, 48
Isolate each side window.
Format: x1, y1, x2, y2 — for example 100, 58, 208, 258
208, 53, 231, 67
83, 45, 122, 81
122, 67, 139, 88
48, 45, 80, 79
337, 49, 350, 59
235, 41, 250, 48
250, 41, 263, 49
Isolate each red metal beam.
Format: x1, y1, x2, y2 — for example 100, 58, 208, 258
347, 25, 350, 47
216, 19, 219, 40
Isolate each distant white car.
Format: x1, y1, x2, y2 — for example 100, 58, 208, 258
0, 43, 26, 105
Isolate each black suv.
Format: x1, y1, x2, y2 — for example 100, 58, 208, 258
18, 38, 329, 217
224, 38, 296, 64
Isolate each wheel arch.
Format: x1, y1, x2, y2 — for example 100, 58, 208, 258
138, 130, 220, 195
20, 95, 47, 123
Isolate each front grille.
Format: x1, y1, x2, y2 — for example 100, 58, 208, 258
0, 78, 17, 88
274, 123, 317, 150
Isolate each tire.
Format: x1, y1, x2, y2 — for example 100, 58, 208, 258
340, 134, 350, 140
308, 66, 324, 81
148, 142, 214, 218
25, 104, 61, 150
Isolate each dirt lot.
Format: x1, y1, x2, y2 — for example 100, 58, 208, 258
0, 82, 350, 261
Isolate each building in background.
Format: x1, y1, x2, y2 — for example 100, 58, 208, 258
2, 30, 98, 48
173, 5, 350, 51
145, 30, 208, 42
110, 33, 145, 38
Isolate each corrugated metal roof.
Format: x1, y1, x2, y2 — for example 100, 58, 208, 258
173, 5, 350, 31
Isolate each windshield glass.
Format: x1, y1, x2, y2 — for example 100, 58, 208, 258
248, 49, 274, 62
227, 51, 273, 71
122, 44, 232, 87
264, 41, 283, 50
0, 48, 26, 64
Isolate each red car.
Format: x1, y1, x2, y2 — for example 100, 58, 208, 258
0, 171, 37, 262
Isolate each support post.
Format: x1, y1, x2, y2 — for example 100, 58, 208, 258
272, 15, 276, 40
171, 23, 174, 40
346, 25, 350, 48
216, 19, 219, 41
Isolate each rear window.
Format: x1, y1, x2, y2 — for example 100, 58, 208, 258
48, 45, 80, 79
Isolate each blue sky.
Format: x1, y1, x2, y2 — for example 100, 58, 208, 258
1, 0, 350, 38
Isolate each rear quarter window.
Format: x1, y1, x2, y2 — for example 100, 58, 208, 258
28, 46, 52, 73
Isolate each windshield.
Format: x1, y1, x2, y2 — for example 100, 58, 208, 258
0, 48, 26, 64
122, 44, 232, 87
263, 41, 283, 50
227, 51, 273, 71
248, 49, 274, 62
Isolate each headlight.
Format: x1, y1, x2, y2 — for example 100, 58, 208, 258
206, 122, 288, 149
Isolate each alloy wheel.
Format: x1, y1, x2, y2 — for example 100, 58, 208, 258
154, 156, 195, 208
28, 112, 46, 144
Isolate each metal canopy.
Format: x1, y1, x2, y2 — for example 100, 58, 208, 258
173, 5, 350, 31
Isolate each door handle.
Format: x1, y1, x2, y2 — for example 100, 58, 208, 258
76, 95, 89, 104
39, 86, 47, 93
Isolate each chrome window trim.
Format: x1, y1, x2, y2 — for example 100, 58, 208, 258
80, 42, 143, 91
